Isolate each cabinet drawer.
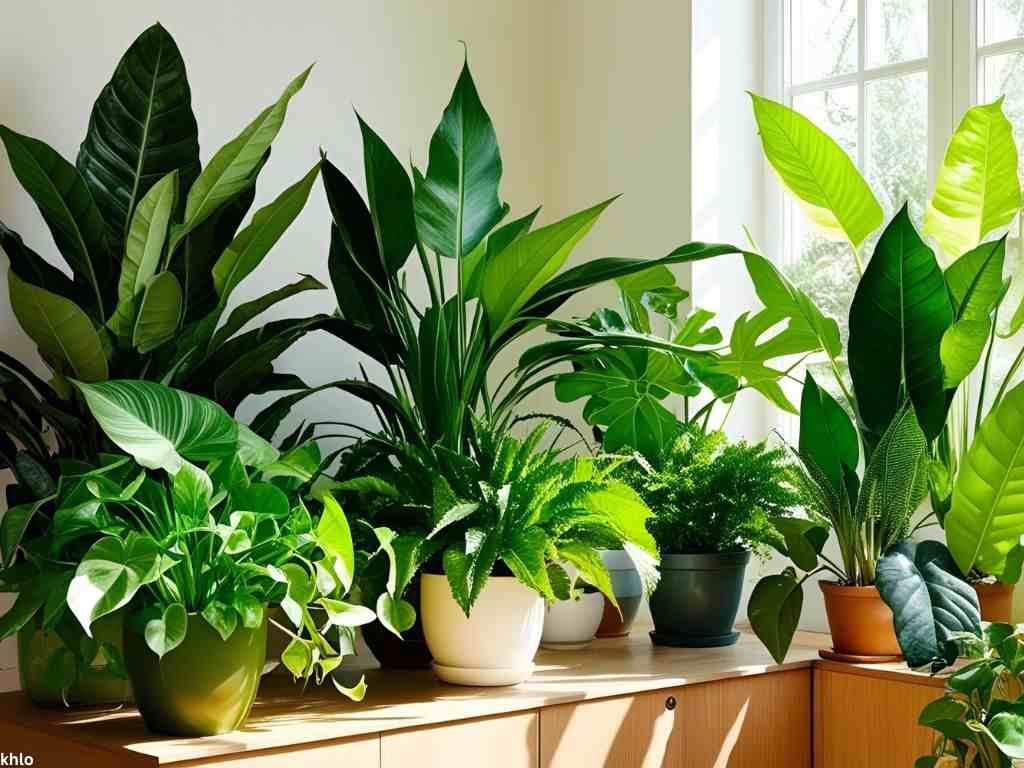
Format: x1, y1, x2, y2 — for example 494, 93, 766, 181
382, 711, 538, 768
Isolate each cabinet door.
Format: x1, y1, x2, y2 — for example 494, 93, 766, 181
679, 668, 812, 767
540, 690, 680, 768
814, 667, 940, 768
382, 711, 538, 768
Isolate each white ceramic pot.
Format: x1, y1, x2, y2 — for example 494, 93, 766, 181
421, 573, 544, 686
541, 591, 604, 650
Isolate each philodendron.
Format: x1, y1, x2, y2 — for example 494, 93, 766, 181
58, 379, 369, 733
0, 23, 333, 505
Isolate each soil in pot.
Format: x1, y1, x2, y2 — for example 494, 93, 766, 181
541, 591, 604, 650
125, 611, 267, 736
819, 582, 901, 661
595, 549, 643, 638
18, 611, 130, 707
975, 581, 1015, 624
421, 573, 543, 686
361, 575, 432, 669
650, 551, 750, 647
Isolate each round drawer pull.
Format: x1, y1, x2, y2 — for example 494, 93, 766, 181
665, 696, 677, 711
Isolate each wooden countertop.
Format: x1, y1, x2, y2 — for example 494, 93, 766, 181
0, 627, 944, 765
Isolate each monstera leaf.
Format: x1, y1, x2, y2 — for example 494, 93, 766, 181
924, 98, 1021, 260
750, 93, 882, 251
945, 381, 1024, 577
876, 540, 981, 670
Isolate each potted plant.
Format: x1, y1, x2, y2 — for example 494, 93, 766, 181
540, 564, 605, 650
612, 427, 799, 647
64, 379, 370, 735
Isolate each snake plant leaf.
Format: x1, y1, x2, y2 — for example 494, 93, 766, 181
144, 602, 188, 659
176, 66, 311, 245
132, 271, 182, 353
8, 271, 109, 382
750, 93, 882, 249
68, 533, 162, 634
212, 162, 320, 301
945, 381, 1024, 577
924, 98, 1021, 260
356, 114, 416, 272
108, 170, 178, 340
0, 126, 112, 317
482, 197, 616, 336
77, 24, 199, 257
876, 540, 980, 670
798, 372, 859, 496
72, 379, 238, 474
0, 221, 77, 300
414, 59, 505, 259
748, 568, 804, 664
849, 204, 954, 441
462, 207, 540, 299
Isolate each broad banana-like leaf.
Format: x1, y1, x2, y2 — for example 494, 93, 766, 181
357, 114, 416, 272
109, 170, 178, 339
945, 381, 1024, 577
482, 197, 615, 335
132, 271, 182, 353
212, 162, 319, 301
0, 126, 112, 316
176, 66, 311, 244
76, 23, 200, 256
210, 273, 325, 350
8, 271, 108, 382
413, 60, 505, 259
72, 379, 238, 474
924, 98, 1021, 260
462, 207, 539, 299
848, 205, 953, 441
798, 372, 858, 496
750, 93, 882, 250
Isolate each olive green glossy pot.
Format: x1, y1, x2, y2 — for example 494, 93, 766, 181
125, 611, 267, 736
18, 611, 130, 707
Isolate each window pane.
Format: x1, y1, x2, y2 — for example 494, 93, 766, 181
982, 52, 1024, 181
866, 0, 928, 66
866, 71, 928, 225
791, 0, 858, 84
979, 0, 1024, 47
792, 86, 859, 156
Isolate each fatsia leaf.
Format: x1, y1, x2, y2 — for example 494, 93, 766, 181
848, 205, 953, 441
8, 270, 109, 382
68, 533, 161, 634
176, 66, 311, 244
132, 271, 182, 353
798, 372, 858, 495
144, 602, 188, 659
413, 59, 504, 259
924, 98, 1021, 260
750, 92, 882, 249
77, 23, 200, 255
212, 162, 320, 301
945, 381, 1024, 577
108, 170, 178, 340
357, 114, 416, 271
72, 379, 238, 474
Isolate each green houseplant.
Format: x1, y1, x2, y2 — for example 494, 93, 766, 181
52, 379, 369, 734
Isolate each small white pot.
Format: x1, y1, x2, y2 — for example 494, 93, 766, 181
421, 573, 544, 686
541, 591, 604, 650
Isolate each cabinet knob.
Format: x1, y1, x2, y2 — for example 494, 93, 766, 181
665, 696, 677, 711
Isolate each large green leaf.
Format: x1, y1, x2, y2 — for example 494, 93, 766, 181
799, 372, 859, 495
77, 23, 200, 256
72, 379, 238, 473
132, 271, 182, 353
0, 221, 76, 300
876, 540, 980, 670
462, 207, 539, 299
357, 115, 416, 272
924, 98, 1021, 260
848, 205, 953, 441
482, 198, 615, 335
176, 66, 311, 244
413, 60, 504, 259
0, 126, 112, 316
748, 569, 804, 664
67, 533, 162, 633
317, 494, 355, 593
750, 93, 882, 250
946, 381, 1024, 576
8, 271, 109, 382
108, 170, 178, 340
408, 303, 459, 445
212, 162, 320, 301
210, 273, 325, 350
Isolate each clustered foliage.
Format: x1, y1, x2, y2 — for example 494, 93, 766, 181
616, 427, 798, 556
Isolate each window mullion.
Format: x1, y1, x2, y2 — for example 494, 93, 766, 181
857, 0, 867, 172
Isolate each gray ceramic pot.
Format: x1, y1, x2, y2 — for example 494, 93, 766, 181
649, 551, 751, 647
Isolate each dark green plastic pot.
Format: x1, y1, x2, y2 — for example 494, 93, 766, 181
649, 551, 751, 647
18, 611, 130, 707
125, 611, 267, 736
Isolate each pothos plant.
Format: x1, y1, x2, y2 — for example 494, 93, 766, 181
744, 94, 1009, 668
4, 379, 370, 698
0, 23, 334, 504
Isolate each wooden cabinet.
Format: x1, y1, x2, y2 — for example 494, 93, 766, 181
814, 665, 943, 768
382, 712, 539, 768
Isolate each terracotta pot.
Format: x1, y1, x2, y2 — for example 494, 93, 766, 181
820, 582, 901, 658
975, 582, 1015, 624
